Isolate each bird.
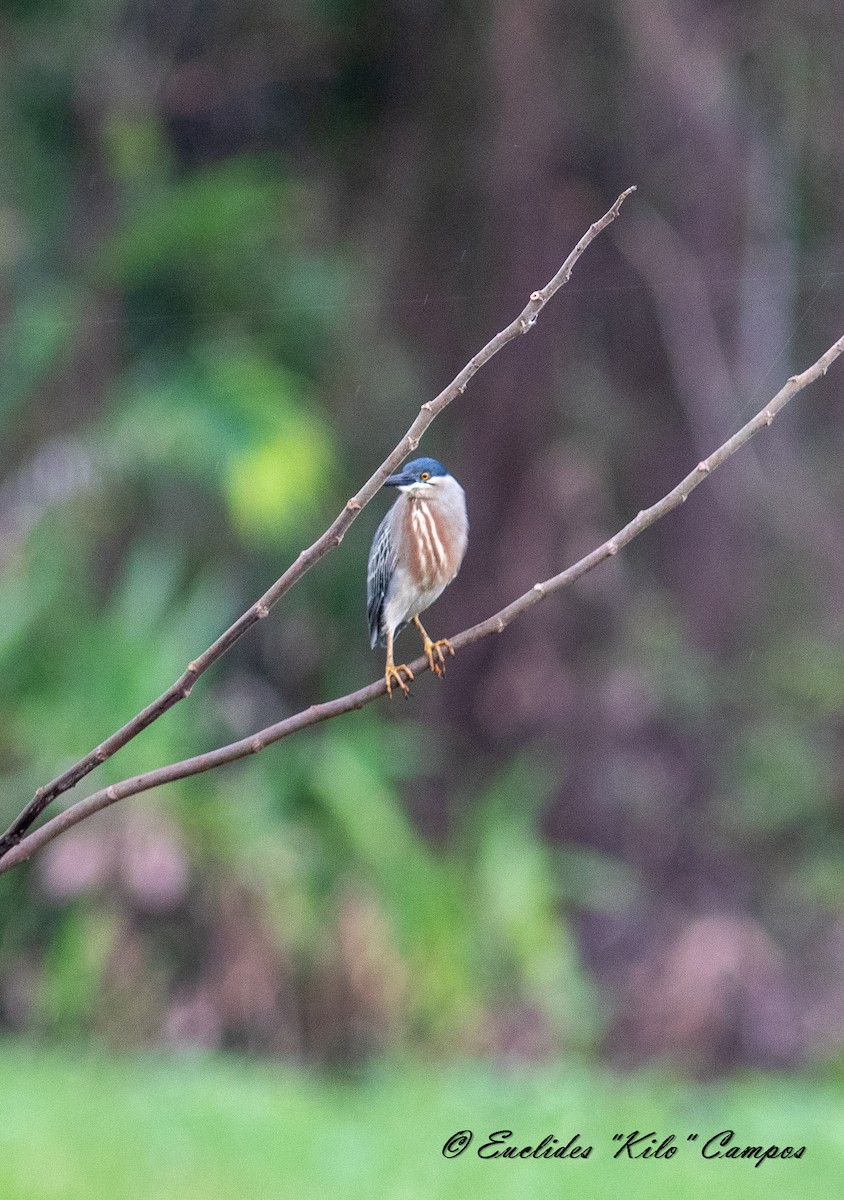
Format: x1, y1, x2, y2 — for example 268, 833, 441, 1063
367, 456, 468, 697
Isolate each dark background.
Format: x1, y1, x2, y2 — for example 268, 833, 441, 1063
2, 0, 844, 1086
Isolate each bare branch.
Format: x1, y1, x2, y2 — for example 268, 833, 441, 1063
3, 326, 842, 875
0, 187, 636, 861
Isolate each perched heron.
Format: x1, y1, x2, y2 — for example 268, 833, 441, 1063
367, 457, 468, 697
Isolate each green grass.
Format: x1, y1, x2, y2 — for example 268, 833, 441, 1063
0, 1042, 841, 1199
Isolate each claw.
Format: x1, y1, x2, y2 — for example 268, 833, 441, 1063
424, 637, 455, 677
385, 662, 414, 698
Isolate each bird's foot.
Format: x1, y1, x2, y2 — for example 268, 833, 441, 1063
423, 637, 455, 677
385, 662, 414, 699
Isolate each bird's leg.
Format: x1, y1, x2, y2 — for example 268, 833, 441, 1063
384, 628, 414, 699
412, 616, 455, 677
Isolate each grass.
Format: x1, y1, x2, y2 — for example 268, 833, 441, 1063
0, 1041, 841, 1198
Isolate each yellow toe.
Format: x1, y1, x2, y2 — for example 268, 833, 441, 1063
385, 663, 414, 698
424, 637, 455, 677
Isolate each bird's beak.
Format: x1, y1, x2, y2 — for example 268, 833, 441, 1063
384, 470, 417, 488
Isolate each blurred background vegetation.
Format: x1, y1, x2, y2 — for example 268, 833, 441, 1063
2, 0, 844, 1191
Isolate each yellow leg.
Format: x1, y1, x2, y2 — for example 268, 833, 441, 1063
384, 628, 414, 698
412, 616, 455, 677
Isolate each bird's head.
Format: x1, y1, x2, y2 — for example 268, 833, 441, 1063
384, 457, 450, 496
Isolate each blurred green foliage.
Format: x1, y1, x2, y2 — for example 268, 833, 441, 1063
0, 1041, 841, 1200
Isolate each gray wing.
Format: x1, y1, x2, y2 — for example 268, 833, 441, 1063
367, 511, 395, 648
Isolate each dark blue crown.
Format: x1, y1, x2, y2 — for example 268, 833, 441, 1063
384, 458, 450, 487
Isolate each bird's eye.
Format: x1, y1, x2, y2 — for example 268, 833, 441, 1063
420, 471, 430, 481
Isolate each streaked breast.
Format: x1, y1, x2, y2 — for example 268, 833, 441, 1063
402, 490, 466, 591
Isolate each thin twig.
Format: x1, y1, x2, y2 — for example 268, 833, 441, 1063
2, 328, 842, 875
0, 187, 636, 861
